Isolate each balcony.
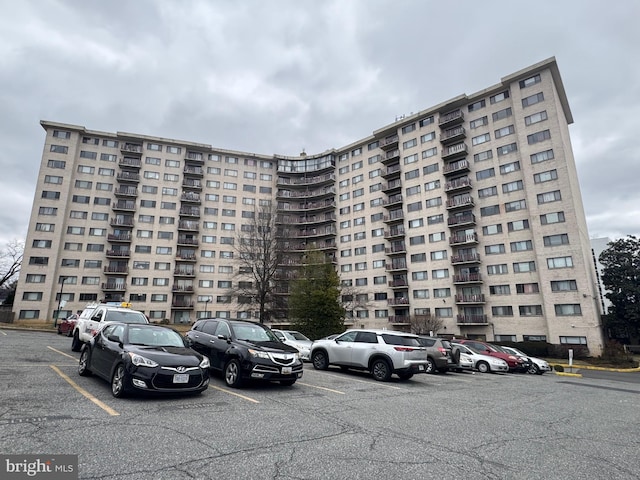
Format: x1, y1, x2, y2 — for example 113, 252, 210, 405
112, 200, 136, 212
110, 217, 134, 228
114, 186, 138, 197
388, 315, 410, 324
106, 249, 130, 258
385, 243, 406, 255
444, 177, 472, 193
388, 279, 409, 288
443, 159, 470, 176
449, 233, 478, 246
381, 164, 401, 179
384, 227, 405, 239
441, 143, 468, 161
456, 314, 489, 325
440, 126, 466, 144
285, 239, 337, 251
379, 135, 399, 150
182, 179, 202, 190
102, 282, 126, 291
174, 268, 195, 277
446, 195, 474, 210
119, 157, 141, 170
298, 226, 336, 238
382, 179, 402, 193
176, 253, 197, 262
121, 143, 142, 155
453, 273, 483, 284
438, 110, 464, 127
104, 266, 128, 275
447, 213, 476, 227
179, 207, 200, 218
116, 172, 140, 183
387, 297, 410, 306
451, 253, 481, 265
178, 220, 199, 232
277, 173, 335, 187
381, 149, 401, 164
385, 261, 408, 272
177, 236, 199, 246
277, 213, 336, 225
171, 299, 195, 309
383, 211, 404, 224
277, 187, 335, 199
455, 294, 486, 304
382, 194, 403, 208
186, 152, 205, 164
283, 200, 335, 212
183, 166, 204, 177
107, 233, 132, 243
172, 285, 194, 293
181, 192, 201, 203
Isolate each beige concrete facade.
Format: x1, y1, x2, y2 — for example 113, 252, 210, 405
13, 57, 605, 354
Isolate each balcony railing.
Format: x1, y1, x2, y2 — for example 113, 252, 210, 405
453, 273, 483, 284
107, 233, 132, 242
388, 279, 409, 288
442, 143, 468, 160
444, 177, 472, 192
277, 173, 335, 186
106, 249, 130, 257
379, 135, 399, 150
121, 143, 142, 154
119, 157, 142, 168
449, 233, 478, 245
456, 314, 488, 325
446, 195, 474, 210
448, 213, 476, 227
388, 315, 410, 323
440, 126, 466, 143
114, 187, 138, 197
451, 253, 481, 264
443, 159, 470, 175
384, 228, 405, 239
438, 110, 464, 127
455, 294, 486, 304
387, 297, 410, 306
116, 172, 140, 182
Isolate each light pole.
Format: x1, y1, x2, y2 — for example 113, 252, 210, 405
54, 277, 67, 327
204, 296, 211, 317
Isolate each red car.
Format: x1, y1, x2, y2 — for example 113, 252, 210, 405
453, 339, 530, 372
57, 314, 78, 337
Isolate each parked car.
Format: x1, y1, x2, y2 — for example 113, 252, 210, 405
72, 302, 149, 352
57, 314, 78, 337
499, 346, 551, 375
78, 323, 210, 398
454, 339, 530, 372
272, 329, 313, 361
185, 319, 303, 388
416, 336, 455, 374
451, 343, 509, 373
310, 329, 429, 381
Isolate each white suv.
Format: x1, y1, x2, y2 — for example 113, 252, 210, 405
310, 329, 429, 381
71, 303, 149, 351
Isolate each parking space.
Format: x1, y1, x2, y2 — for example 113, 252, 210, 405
2, 328, 640, 479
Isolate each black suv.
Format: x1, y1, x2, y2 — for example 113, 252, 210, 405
186, 319, 303, 388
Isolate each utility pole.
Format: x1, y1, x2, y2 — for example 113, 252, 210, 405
54, 277, 67, 327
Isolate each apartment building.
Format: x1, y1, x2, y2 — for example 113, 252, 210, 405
14, 57, 605, 354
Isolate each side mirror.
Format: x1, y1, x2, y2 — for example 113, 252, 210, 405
184, 337, 194, 347
107, 334, 121, 343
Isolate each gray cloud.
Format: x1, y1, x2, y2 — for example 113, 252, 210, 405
1, 0, 639, 247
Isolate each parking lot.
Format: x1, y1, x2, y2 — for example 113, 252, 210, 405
1, 328, 639, 480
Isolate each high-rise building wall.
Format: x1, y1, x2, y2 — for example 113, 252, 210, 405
14, 57, 605, 354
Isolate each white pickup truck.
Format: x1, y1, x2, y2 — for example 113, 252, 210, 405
71, 302, 149, 351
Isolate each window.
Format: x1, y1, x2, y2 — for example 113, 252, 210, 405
45, 175, 63, 185
505, 199, 526, 212
560, 336, 587, 345
433, 288, 451, 298
520, 74, 541, 88
485, 244, 505, 255
507, 219, 530, 231
492, 306, 513, 316
472, 133, 490, 146
519, 305, 543, 316
490, 285, 510, 295
47, 159, 66, 169
502, 180, 523, 193
39, 207, 57, 216
534, 169, 558, 183
42, 191, 60, 200
487, 264, 508, 275
401, 123, 416, 134
421, 132, 435, 143
525, 110, 548, 126
80, 150, 97, 160
540, 212, 565, 225
413, 289, 429, 299
551, 280, 578, 292
480, 205, 500, 217
468, 99, 486, 111
404, 153, 419, 164
537, 190, 562, 204
427, 214, 444, 225
419, 116, 434, 127
77, 165, 94, 174
144, 171, 159, 180
490, 91, 509, 104
544, 234, 569, 246
497, 143, 517, 156
513, 261, 536, 272
408, 219, 424, 228
478, 186, 497, 198
555, 304, 582, 316
425, 197, 442, 208
515, 283, 539, 294
476, 168, 495, 180
429, 232, 445, 243
146, 157, 161, 166
405, 169, 420, 180
500, 161, 520, 174
423, 163, 439, 175
411, 253, 427, 263
50, 145, 68, 154
424, 179, 440, 191
548, 256, 573, 269
494, 125, 514, 139
469, 116, 488, 129
412, 271, 428, 281
403, 138, 417, 149
528, 130, 551, 144
410, 235, 426, 245
531, 149, 554, 164
407, 201, 422, 212
422, 148, 437, 159
522, 92, 544, 107
492, 108, 512, 122
430, 250, 447, 260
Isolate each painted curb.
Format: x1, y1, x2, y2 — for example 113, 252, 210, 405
554, 371, 583, 378
554, 363, 640, 373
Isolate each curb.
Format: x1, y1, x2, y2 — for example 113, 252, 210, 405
0, 325, 58, 334
554, 371, 582, 378
554, 363, 640, 373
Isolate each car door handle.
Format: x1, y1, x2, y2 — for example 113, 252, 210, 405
209, 340, 216, 343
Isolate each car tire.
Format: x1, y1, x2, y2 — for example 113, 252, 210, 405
78, 348, 92, 377
67, 328, 74, 338
438, 367, 449, 374
71, 331, 82, 352
280, 379, 296, 386
224, 359, 243, 388
312, 351, 329, 370
528, 363, 540, 375
111, 364, 127, 398
57, 327, 62, 335
477, 361, 490, 373
371, 359, 392, 382
451, 348, 461, 365
397, 372, 413, 380
425, 357, 436, 374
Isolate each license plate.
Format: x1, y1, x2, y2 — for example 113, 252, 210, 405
418, 365, 425, 371
173, 373, 189, 384
282, 367, 292, 374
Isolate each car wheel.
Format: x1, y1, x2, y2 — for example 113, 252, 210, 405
78, 348, 92, 377
425, 357, 436, 374
476, 361, 490, 373
57, 326, 62, 335
224, 359, 243, 388
111, 364, 127, 398
528, 363, 540, 375
451, 348, 461, 365
280, 379, 296, 386
312, 351, 329, 370
67, 328, 74, 338
371, 359, 392, 382
71, 331, 82, 352
397, 372, 413, 380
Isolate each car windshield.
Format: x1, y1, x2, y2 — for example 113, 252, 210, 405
128, 327, 185, 347
289, 332, 310, 341
233, 324, 278, 342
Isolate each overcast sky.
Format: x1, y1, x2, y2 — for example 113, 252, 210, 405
1, 0, 639, 250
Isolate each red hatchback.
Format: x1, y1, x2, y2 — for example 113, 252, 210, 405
454, 339, 530, 372
57, 314, 78, 337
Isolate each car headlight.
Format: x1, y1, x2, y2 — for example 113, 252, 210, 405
127, 352, 159, 367
248, 349, 270, 359
199, 357, 210, 369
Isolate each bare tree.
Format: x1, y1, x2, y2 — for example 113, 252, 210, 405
232, 203, 288, 323
340, 284, 374, 322
0, 240, 23, 290
408, 314, 444, 336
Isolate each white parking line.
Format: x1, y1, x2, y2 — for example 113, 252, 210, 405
50, 365, 119, 416
47, 346, 76, 360
296, 382, 345, 394
308, 370, 404, 390
209, 385, 260, 403
0, 330, 7, 335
